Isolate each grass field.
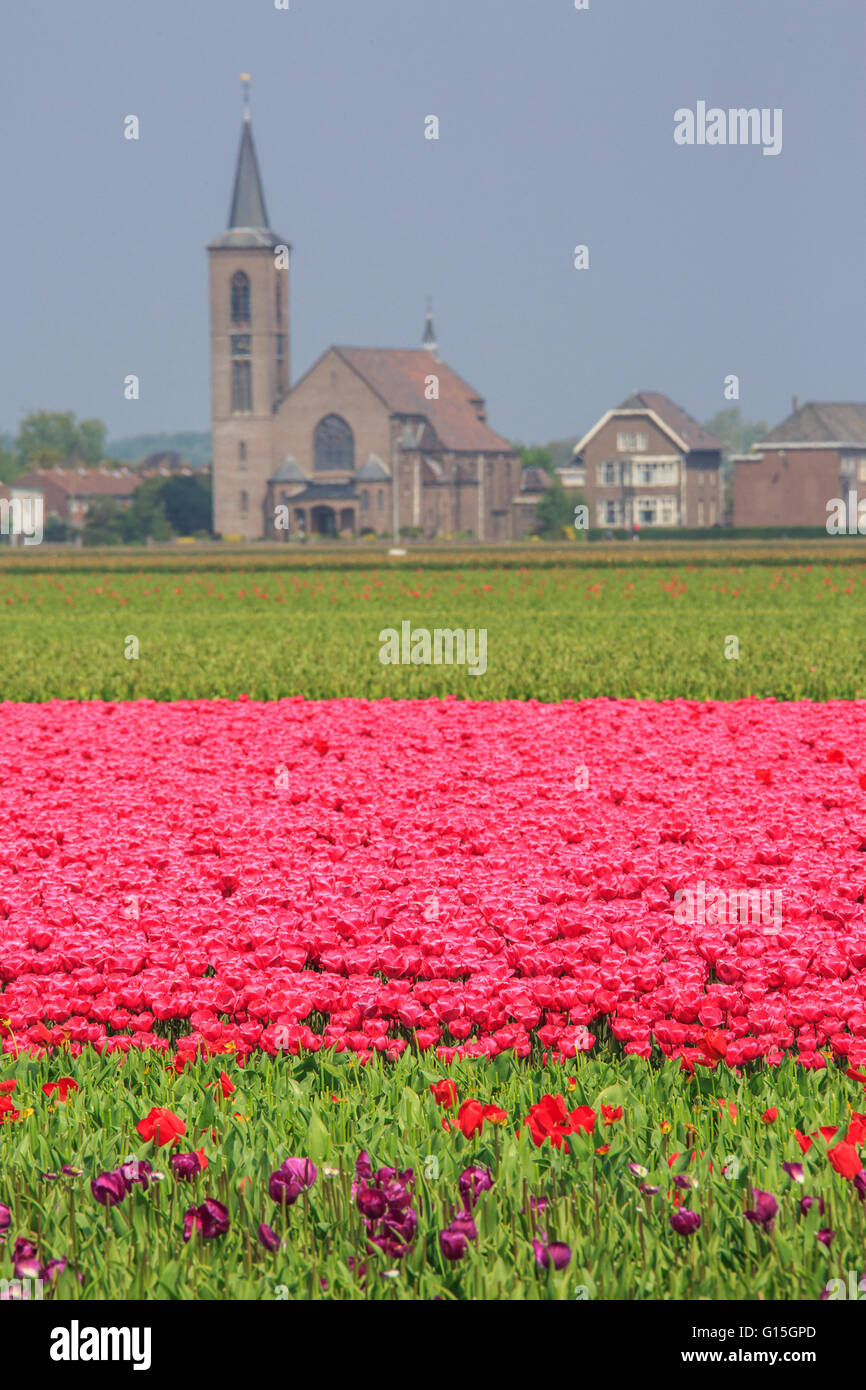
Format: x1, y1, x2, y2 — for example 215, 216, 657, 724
1, 551, 865, 701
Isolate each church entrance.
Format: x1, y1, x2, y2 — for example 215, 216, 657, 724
310, 505, 337, 536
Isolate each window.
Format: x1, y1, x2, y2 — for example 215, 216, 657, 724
856, 459, 866, 483
275, 278, 282, 324
231, 335, 252, 413
599, 500, 623, 526
275, 335, 287, 397
617, 431, 648, 452
697, 501, 705, 526
240, 490, 249, 515
231, 271, 251, 323
313, 414, 354, 472
239, 441, 247, 468
598, 461, 619, 486
660, 496, 676, 525
360, 490, 369, 514
377, 490, 384, 513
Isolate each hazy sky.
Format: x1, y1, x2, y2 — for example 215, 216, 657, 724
2, 0, 863, 446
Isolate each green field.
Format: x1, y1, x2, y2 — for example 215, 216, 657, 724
1, 547, 865, 701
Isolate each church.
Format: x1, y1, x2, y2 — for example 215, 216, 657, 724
207, 84, 525, 542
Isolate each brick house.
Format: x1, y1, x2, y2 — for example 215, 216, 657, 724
209, 84, 520, 541
568, 392, 724, 529
13, 466, 140, 529
732, 401, 866, 527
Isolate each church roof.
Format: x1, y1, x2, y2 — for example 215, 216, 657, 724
270, 456, 308, 483
208, 93, 288, 251
289, 481, 358, 502
333, 348, 515, 454
356, 454, 391, 481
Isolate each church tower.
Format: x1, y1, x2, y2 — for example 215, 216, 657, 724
208, 77, 290, 539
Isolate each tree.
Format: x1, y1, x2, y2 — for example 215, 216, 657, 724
704, 408, 768, 458
77, 419, 107, 466
533, 473, 581, 539
82, 498, 128, 546
514, 444, 556, 476
16, 411, 80, 467
159, 474, 212, 535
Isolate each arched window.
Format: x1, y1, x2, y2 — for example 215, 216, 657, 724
313, 415, 354, 472
240, 490, 249, 515
231, 271, 251, 323
360, 490, 369, 513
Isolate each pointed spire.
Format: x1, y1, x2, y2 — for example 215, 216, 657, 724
423, 296, 438, 356
228, 74, 271, 230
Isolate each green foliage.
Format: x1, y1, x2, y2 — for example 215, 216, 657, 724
704, 408, 768, 459
514, 444, 556, 476
533, 474, 582, 539
106, 432, 212, 469
0, 1049, 861, 1299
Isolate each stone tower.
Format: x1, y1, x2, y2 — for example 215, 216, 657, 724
207, 77, 290, 539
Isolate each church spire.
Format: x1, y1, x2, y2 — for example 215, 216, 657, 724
227, 74, 271, 230
422, 297, 438, 357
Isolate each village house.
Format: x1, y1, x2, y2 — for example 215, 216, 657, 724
732, 400, 866, 527
566, 392, 724, 529
12, 465, 141, 529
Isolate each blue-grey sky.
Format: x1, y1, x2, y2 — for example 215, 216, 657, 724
1, 0, 863, 446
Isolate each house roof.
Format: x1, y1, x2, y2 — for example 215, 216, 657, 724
15, 468, 140, 497
760, 402, 866, 447
333, 347, 515, 454
616, 393, 724, 452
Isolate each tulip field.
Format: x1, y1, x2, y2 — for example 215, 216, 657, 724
2, 550, 866, 1303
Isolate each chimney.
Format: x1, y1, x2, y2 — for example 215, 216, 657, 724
792, 394, 799, 414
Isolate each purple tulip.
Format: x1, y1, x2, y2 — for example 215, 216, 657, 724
781, 1162, 804, 1183
448, 1212, 478, 1242
533, 1238, 572, 1270
118, 1158, 152, 1190
13, 1254, 42, 1280
458, 1165, 493, 1208
356, 1186, 388, 1220
91, 1170, 128, 1207
670, 1209, 701, 1236
258, 1222, 281, 1252
355, 1151, 372, 1183
61, 1165, 83, 1177
0, 1203, 10, 1236
43, 1257, 67, 1282
800, 1194, 825, 1218
12, 1237, 36, 1262
183, 1198, 230, 1242
745, 1189, 778, 1232
439, 1228, 468, 1261
672, 1175, 693, 1190
170, 1152, 204, 1181
278, 1157, 318, 1190
816, 1228, 835, 1247
640, 1184, 660, 1196
854, 1170, 866, 1202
